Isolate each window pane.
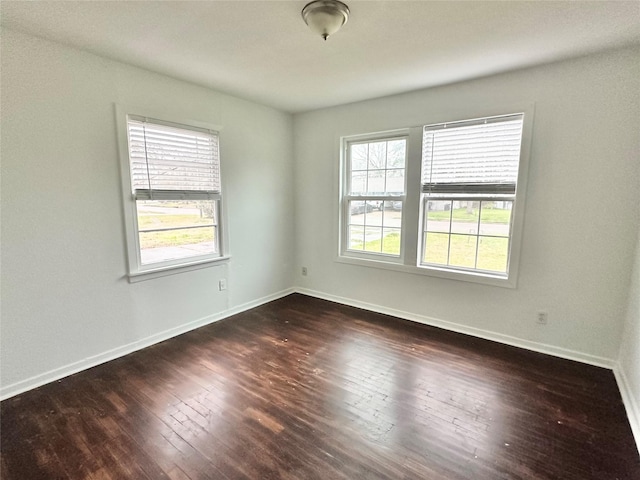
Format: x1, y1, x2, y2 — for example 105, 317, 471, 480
365, 203, 382, 227
477, 236, 509, 272
386, 140, 406, 169
479, 201, 512, 237
423, 232, 449, 265
382, 228, 401, 255
385, 169, 405, 194
368, 142, 386, 170
426, 200, 452, 233
364, 227, 382, 253
367, 170, 385, 194
347, 203, 403, 257
137, 200, 215, 229
348, 226, 365, 250
450, 201, 480, 234
382, 203, 402, 228
140, 226, 216, 264
351, 143, 368, 170
448, 234, 477, 268
349, 201, 366, 225
137, 200, 218, 265
382, 200, 403, 213
350, 171, 366, 194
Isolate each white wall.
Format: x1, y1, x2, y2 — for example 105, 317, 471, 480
618, 219, 640, 448
294, 47, 640, 365
0, 29, 295, 397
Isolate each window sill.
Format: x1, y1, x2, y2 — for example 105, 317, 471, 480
335, 254, 516, 288
127, 255, 230, 283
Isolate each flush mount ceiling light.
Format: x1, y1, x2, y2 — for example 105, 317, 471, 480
302, 0, 350, 41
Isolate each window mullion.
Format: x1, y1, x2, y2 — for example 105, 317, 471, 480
400, 126, 423, 265
474, 201, 482, 269
446, 201, 453, 265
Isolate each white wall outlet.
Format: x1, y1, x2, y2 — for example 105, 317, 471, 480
219, 279, 227, 291
302, 266, 308, 276
536, 311, 548, 324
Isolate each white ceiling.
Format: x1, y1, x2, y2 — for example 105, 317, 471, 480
2, 1, 639, 113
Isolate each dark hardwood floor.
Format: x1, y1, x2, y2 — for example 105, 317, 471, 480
1, 293, 639, 479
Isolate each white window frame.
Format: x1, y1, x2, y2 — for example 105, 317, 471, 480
339, 130, 409, 264
336, 106, 534, 288
115, 105, 230, 282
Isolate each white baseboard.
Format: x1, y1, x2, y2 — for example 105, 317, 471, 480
295, 287, 615, 369
0, 287, 295, 401
613, 363, 640, 456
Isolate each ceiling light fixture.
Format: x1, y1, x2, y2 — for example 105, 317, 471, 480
301, 0, 350, 41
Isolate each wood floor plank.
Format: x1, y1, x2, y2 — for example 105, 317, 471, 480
1, 293, 639, 479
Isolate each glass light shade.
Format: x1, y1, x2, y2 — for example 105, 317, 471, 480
302, 0, 350, 40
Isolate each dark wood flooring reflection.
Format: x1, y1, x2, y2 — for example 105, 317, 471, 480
2, 294, 639, 479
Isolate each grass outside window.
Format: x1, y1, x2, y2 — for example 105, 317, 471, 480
136, 200, 219, 264
423, 200, 512, 273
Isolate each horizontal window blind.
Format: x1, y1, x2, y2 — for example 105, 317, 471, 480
127, 118, 220, 200
422, 114, 524, 194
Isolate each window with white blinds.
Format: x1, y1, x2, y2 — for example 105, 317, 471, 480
119, 112, 227, 278
422, 114, 523, 195
420, 114, 525, 277
127, 117, 220, 200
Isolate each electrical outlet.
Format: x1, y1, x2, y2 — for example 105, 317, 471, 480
536, 311, 548, 325
302, 267, 308, 276
219, 279, 227, 291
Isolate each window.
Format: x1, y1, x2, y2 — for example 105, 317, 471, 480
421, 114, 523, 275
118, 112, 227, 279
339, 110, 531, 287
342, 135, 407, 259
